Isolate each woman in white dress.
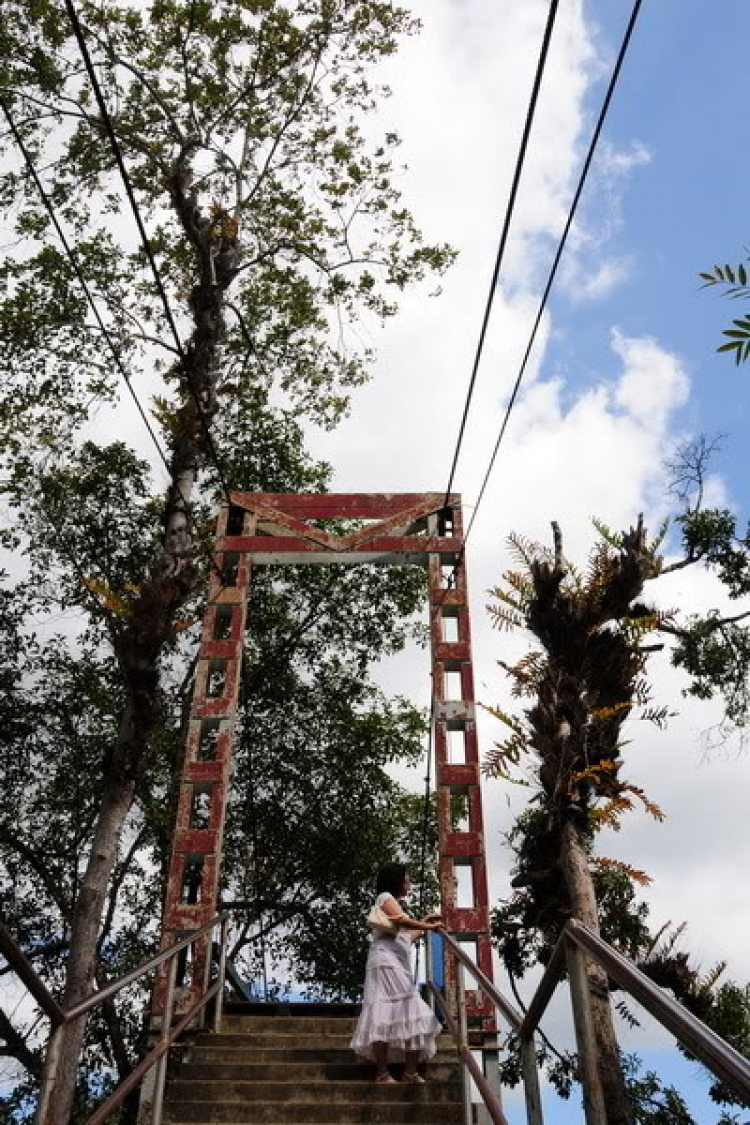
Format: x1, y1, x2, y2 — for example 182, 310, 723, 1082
350, 862, 444, 1084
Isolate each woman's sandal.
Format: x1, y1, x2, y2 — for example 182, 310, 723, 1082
375, 1072, 397, 1084
402, 1072, 426, 1084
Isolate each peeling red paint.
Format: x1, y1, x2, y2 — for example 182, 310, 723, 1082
154, 494, 496, 1030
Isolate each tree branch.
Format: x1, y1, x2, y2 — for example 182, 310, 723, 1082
0, 1006, 41, 1081
658, 609, 750, 640
0, 826, 70, 919
97, 824, 149, 955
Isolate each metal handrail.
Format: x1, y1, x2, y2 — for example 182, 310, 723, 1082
566, 919, 750, 1104
66, 912, 231, 1023
0, 914, 232, 1125
427, 980, 509, 1125
87, 977, 222, 1125
435, 929, 544, 1125
437, 919, 750, 1124
441, 930, 524, 1031
0, 923, 66, 1026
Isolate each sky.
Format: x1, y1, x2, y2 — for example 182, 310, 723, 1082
299, 1, 750, 1120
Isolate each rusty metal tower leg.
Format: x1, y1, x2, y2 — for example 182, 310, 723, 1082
429, 502, 494, 1026
152, 504, 254, 1023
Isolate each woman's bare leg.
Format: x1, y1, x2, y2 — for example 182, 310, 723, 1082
403, 1049, 424, 1081
373, 1041, 391, 1080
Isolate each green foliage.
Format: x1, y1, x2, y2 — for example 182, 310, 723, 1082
0, 0, 452, 1112
487, 517, 750, 1118
699, 258, 750, 365
622, 1054, 695, 1124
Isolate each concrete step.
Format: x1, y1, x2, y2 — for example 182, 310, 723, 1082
224, 1001, 360, 1019
165, 1100, 463, 1123
218, 1015, 358, 1034
202, 1033, 357, 1049
167, 1080, 462, 1104
200, 1031, 454, 1050
176, 1061, 461, 1083
187, 1045, 457, 1065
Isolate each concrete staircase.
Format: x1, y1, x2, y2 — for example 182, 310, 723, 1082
165, 1001, 464, 1124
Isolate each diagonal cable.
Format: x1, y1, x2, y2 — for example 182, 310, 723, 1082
453, 0, 645, 576
1, 97, 171, 477
443, 0, 560, 507
1, 96, 226, 583
62, 0, 233, 504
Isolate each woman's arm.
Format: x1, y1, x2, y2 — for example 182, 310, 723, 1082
381, 897, 443, 932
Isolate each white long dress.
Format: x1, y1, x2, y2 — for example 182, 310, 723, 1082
350, 893, 442, 1062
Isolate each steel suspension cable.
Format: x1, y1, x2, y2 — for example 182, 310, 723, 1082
1, 96, 227, 585
414, 694, 435, 985
443, 0, 560, 507
1, 97, 170, 477
62, 0, 233, 505
452, 0, 645, 577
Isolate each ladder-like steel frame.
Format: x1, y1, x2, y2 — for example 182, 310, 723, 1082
154, 493, 494, 1027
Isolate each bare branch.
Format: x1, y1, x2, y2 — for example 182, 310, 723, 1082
0, 1006, 41, 1081
665, 433, 725, 515
658, 608, 750, 640
0, 827, 70, 920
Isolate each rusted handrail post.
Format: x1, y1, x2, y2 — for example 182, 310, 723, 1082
150, 954, 178, 1125
456, 961, 473, 1125
565, 939, 607, 1125
213, 917, 229, 1033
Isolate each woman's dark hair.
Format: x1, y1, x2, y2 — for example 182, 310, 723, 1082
376, 862, 408, 897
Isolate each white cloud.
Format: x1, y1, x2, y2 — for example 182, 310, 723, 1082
565, 255, 633, 302
612, 327, 690, 427
306, 0, 750, 1006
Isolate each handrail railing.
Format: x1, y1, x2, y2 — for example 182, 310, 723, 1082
432, 919, 750, 1125
0, 914, 231, 1125
0, 923, 66, 1027
427, 980, 508, 1125
433, 929, 543, 1125
556, 919, 750, 1105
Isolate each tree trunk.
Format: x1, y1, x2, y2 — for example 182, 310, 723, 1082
41, 776, 136, 1125
560, 820, 631, 1125
37, 155, 234, 1123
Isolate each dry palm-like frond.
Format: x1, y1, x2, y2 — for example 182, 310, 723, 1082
644, 919, 673, 960
590, 700, 633, 723
571, 760, 619, 786
649, 517, 670, 555
483, 733, 528, 779
592, 856, 653, 886
500, 651, 547, 698
620, 613, 662, 644
631, 676, 652, 707
592, 516, 624, 550
482, 704, 526, 736
618, 783, 666, 822
639, 705, 675, 729
649, 921, 688, 961
503, 569, 534, 603
487, 604, 524, 633
507, 531, 552, 569
584, 543, 620, 612
697, 961, 728, 996
615, 998, 641, 1030
590, 795, 633, 832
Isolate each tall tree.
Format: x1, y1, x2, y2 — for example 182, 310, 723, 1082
0, 521, 437, 1118
0, 1, 452, 1118
484, 488, 750, 1122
